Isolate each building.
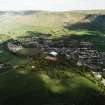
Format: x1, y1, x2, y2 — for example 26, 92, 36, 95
45, 51, 58, 62
7, 41, 23, 53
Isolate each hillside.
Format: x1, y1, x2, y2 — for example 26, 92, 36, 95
0, 10, 105, 37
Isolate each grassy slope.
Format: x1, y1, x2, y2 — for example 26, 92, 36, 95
0, 11, 101, 37
0, 68, 102, 105
0, 12, 70, 36
0, 10, 105, 43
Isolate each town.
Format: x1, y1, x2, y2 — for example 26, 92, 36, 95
7, 35, 105, 72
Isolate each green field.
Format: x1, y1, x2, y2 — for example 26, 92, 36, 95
1, 10, 105, 36
0, 70, 103, 105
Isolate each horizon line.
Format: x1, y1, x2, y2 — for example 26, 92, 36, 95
0, 9, 105, 12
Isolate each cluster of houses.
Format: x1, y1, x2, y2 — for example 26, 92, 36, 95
74, 41, 105, 71
7, 36, 105, 71
7, 39, 23, 53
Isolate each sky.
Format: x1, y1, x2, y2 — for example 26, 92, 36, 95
0, 0, 105, 11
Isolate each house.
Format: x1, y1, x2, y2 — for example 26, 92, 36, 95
49, 51, 58, 56
92, 71, 102, 79
7, 42, 23, 53
45, 51, 58, 62
0, 64, 5, 69
77, 60, 83, 66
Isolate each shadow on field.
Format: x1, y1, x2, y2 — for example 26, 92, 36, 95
53, 33, 105, 51
0, 70, 104, 105
63, 14, 105, 51
65, 14, 105, 32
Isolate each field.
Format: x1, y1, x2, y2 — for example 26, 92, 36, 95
0, 10, 105, 105
0, 70, 103, 105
